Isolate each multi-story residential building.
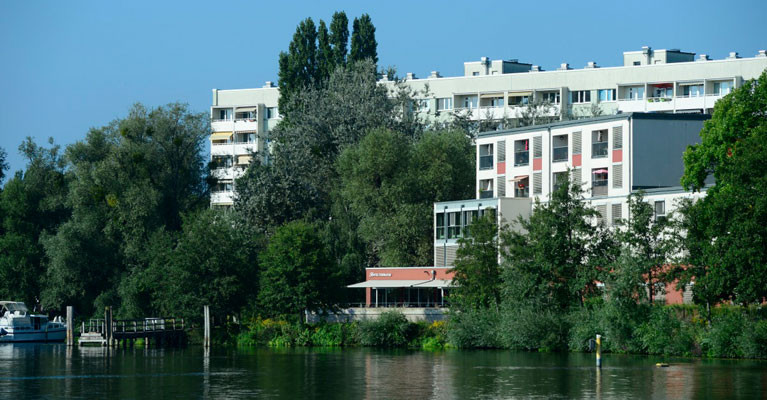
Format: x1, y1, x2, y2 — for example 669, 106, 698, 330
210, 47, 767, 207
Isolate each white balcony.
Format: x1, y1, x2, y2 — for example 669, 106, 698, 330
674, 95, 706, 110
211, 167, 247, 180
233, 143, 258, 155
211, 191, 234, 205
234, 119, 259, 132
646, 97, 674, 112
211, 120, 234, 132
210, 144, 233, 156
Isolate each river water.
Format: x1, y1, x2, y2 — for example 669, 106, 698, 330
0, 344, 765, 399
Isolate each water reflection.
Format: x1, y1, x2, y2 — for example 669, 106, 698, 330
0, 344, 764, 398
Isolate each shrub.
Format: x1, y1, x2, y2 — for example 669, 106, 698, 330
500, 305, 569, 352
448, 308, 502, 349
740, 319, 767, 359
357, 311, 410, 347
636, 307, 697, 356
702, 309, 745, 358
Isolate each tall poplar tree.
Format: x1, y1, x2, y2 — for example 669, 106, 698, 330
350, 14, 378, 64
329, 11, 349, 67
277, 18, 318, 119
317, 20, 334, 82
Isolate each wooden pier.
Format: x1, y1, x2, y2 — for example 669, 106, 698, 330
78, 307, 186, 347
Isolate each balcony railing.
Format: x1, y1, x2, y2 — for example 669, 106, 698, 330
514, 151, 529, 166
515, 187, 529, 198
479, 190, 493, 199
592, 142, 608, 158
592, 181, 608, 196
553, 147, 568, 162
479, 155, 494, 170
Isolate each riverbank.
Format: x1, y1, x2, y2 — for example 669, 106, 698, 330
230, 305, 767, 359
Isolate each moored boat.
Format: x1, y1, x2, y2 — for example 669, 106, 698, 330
0, 301, 66, 343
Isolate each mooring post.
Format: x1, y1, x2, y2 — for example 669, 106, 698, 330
66, 306, 74, 346
596, 334, 602, 368
203, 305, 211, 348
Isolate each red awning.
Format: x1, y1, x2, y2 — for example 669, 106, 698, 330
511, 175, 529, 182
593, 169, 608, 174
653, 83, 673, 88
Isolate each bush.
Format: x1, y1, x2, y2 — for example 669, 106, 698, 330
702, 308, 745, 358
636, 306, 697, 356
500, 305, 569, 352
740, 319, 767, 359
568, 306, 606, 352
357, 311, 411, 347
448, 308, 502, 349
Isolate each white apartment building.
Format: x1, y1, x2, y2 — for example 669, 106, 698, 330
210, 46, 767, 207
433, 113, 709, 266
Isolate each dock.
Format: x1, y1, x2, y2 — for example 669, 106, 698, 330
78, 307, 185, 347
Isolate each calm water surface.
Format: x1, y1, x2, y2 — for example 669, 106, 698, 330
0, 344, 765, 399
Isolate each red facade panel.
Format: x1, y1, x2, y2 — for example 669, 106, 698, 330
497, 161, 506, 175
573, 154, 582, 167
533, 158, 542, 171
612, 150, 623, 163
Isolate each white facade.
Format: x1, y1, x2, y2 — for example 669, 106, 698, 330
210, 47, 767, 206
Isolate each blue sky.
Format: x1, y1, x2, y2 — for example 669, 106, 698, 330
1, 0, 766, 175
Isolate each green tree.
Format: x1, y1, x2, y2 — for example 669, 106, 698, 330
277, 17, 318, 119
316, 20, 334, 81
258, 221, 338, 321
0, 147, 7, 184
329, 11, 349, 67
452, 211, 502, 310
0, 139, 69, 307
679, 70, 767, 305
350, 14, 377, 64
42, 103, 209, 316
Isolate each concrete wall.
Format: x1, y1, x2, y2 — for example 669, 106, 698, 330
306, 307, 448, 323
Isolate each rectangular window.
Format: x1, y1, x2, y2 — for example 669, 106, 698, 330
627, 86, 645, 100
682, 84, 704, 97
542, 91, 560, 104
462, 96, 478, 109
490, 97, 504, 107
553, 171, 568, 192
216, 109, 233, 121
462, 210, 481, 237
509, 95, 530, 106
214, 181, 233, 192
552, 135, 568, 162
436, 98, 453, 111
598, 89, 616, 102
479, 179, 494, 199
212, 155, 233, 169
472, 71, 479, 76
654, 201, 666, 221
713, 81, 732, 96
514, 139, 529, 166
591, 130, 608, 158
514, 176, 529, 198
652, 85, 673, 99
447, 212, 462, 239
435, 213, 445, 240
267, 107, 279, 119
479, 143, 494, 170
570, 90, 591, 103
592, 168, 608, 196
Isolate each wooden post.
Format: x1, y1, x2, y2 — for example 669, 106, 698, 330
66, 306, 74, 346
203, 305, 211, 348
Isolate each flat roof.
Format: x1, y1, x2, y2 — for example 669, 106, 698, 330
477, 112, 711, 139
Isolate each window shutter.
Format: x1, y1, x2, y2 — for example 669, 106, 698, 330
613, 164, 623, 188
533, 136, 542, 158
613, 126, 623, 149
571, 168, 582, 187
497, 177, 506, 197
611, 203, 622, 225
497, 140, 506, 162
572, 131, 582, 154
596, 204, 607, 224
533, 172, 542, 195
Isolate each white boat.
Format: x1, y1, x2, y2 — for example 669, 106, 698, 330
0, 301, 66, 343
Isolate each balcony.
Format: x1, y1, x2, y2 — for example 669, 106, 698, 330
514, 151, 529, 167
211, 190, 234, 204
479, 190, 494, 199
592, 181, 608, 197
211, 119, 234, 132
479, 155, 494, 170
234, 119, 259, 132
553, 147, 568, 162
592, 142, 608, 158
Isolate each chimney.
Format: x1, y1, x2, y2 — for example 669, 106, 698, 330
697, 54, 710, 61
429, 71, 441, 78
728, 52, 740, 59
585, 61, 598, 69
558, 63, 571, 71
263, 81, 275, 88
480, 56, 489, 65
757, 50, 767, 58
405, 72, 416, 80
530, 65, 541, 72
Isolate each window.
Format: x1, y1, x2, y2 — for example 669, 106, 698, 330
542, 91, 560, 104
447, 212, 462, 239
236, 132, 256, 144
462, 96, 478, 109
509, 95, 530, 106
654, 201, 666, 222
212, 155, 233, 169
597, 89, 616, 102
627, 86, 645, 100
553, 171, 568, 192
713, 81, 732, 96
267, 107, 279, 119
592, 168, 608, 196
214, 181, 233, 192
479, 143, 493, 170
436, 97, 453, 111
435, 213, 445, 239
682, 84, 704, 97
490, 97, 504, 107
472, 71, 479, 76
591, 130, 608, 158
417, 99, 430, 111
462, 210, 484, 237
633, 61, 641, 66
514, 139, 529, 166
514, 176, 529, 198
652, 85, 673, 98
479, 179, 493, 199
570, 90, 591, 103
216, 109, 233, 121
552, 135, 568, 162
